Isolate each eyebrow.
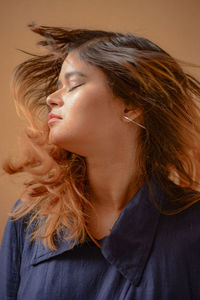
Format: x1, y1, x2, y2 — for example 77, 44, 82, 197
57, 71, 87, 87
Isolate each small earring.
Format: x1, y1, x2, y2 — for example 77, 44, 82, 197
122, 116, 146, 129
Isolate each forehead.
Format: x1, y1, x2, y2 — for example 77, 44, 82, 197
61, 51, 87, 72
59, 50, 106, 80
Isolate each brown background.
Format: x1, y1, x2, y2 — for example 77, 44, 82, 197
1, 0, 200, 241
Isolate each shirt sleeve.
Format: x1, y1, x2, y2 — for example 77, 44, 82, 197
0, 200, 23, 299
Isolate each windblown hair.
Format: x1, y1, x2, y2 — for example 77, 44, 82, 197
4, 24, 200, 250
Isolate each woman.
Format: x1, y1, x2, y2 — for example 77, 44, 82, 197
1, 24, 200, 299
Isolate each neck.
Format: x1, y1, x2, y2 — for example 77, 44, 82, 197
86, 141, 143, 212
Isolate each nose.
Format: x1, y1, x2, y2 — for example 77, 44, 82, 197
46, 89, 64, 109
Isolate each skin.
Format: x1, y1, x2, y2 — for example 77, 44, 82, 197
46, 50, 143, 239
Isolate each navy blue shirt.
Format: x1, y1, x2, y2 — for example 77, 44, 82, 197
1, 179, 200, 299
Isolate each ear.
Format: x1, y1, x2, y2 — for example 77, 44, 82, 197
123, 107, 143, 121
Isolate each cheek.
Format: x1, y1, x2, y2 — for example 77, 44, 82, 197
48, 88, 118, 149
48, 93, 97, 145
64, 89, 111, 124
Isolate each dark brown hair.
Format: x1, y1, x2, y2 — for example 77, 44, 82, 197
4, 24, 200, 250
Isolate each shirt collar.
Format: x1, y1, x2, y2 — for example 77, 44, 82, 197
31, 231, 74, 265
32, 178, 163, 285
100, 178, 162, 285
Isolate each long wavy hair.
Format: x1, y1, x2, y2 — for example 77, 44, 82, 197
4, 24, 200, 250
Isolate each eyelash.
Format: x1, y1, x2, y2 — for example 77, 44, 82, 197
68, 83, 84, 92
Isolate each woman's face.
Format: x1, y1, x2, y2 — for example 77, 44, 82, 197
46, 50, 126, 156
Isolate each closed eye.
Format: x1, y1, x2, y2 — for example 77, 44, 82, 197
68, 83, 85, 92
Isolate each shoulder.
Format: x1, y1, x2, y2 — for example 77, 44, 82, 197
157, 199, 200, 250
0, 199, 29, 297
0, 199, 28, 253
161, 198, 200, 225
0, 197, 37, 256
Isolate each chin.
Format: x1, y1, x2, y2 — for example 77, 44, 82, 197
48, 133, 82, 155
48, 132, 57, 145
48, 133, 65, 148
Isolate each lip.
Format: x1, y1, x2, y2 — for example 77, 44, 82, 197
48, 113, 62, 125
